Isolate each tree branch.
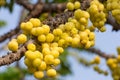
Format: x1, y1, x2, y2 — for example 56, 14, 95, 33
15, 0, 33, 11
106, 12, 120, 31
0, 46, 26, 66
86, 48, 116, 59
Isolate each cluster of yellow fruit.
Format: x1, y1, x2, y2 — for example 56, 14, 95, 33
106, 56, 120, 80
0, 0, 6, 6
88, 0, 106, 32
7, 1, 96, 79
106, 0, 120, 24
24, 43, 62, 78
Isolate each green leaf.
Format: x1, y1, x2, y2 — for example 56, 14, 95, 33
0, 20, 6, 27
57, 48, 72, 75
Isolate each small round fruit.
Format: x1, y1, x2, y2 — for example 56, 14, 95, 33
17, 34, 27, 44
8, 41, 18, 51
51, 50, 60, 58
44, 55, 54, 64
53, 58, 60, 66
46, 33, 54, 42
66, 2, 74, 10
27, 43, 36, 51
33, 58, 42, 67
47, 69, 57, 77
34, 71, 44, 79
24, 21, 33, 31
74, 1, 81, 9
38, 61, 47, 70
38, 34, 46, 42
25, 51, 37, 60
42, 25, 50, 34
94, 56, 101, 64
30, 18, 41, 27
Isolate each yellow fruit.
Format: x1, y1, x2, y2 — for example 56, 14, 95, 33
53, 58, 60, 66
30, 18, 41, 27
31, 28, 37, 36
71, 27, 78, 35
53, 29, 63, 36
84, 29, 90, 34
79, 17, 87, 24
79, 25, 85, 31
107, 58, 114, 66
46, 33, 54, 42
117, 55, 120, 62
34, 71, 44, 79
74, 1, 81, 9
85, 41, 91, 49
65, 36, 73, 43
27, 43, 36, 51
94, 56, 101, 64
51, 50, 60, 58
36, 27, 44, 35
24, 21, 33, 31
89, 32, 95, 40
79, 32, 88, 40
42, 43, 49, 49
38, 61, 47, 70
28, 67, 36, 73
58, 47, 64, 53
44, 55, 54, 64
25, 51, 37, 60
47, 69, 57, 77
34, 51, 43, 59
66, 2, 74, 10
54, 36, 60, 42
71, 37, 80, 47
111, 63, 117, 69
100, 26, 106, 32
51, 42, 58, 47
58, 39, 65, 47
33, 58, 42, 67
42, 47, 51, 55
38, 34, 46, 42
20, 22, 26, 30
17, 34, 27, 44
8, 40, 18, 51
74, 9, 82, 20
42, 25, 50, 34
65, 22, 75, 31
24, 58, 32, 67
58, 24, 65, 31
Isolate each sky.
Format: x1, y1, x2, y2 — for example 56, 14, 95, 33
0, 2, 120, 80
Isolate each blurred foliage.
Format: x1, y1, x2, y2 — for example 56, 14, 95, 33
0, 67, 22, 80
57, 48, 72, 76
0, 0, 14, 13
0, 20, 6, 27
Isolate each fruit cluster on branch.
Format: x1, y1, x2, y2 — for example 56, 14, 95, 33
0, 0, 120, 79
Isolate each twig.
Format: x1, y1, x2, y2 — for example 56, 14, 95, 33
86, 48, 116, 59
